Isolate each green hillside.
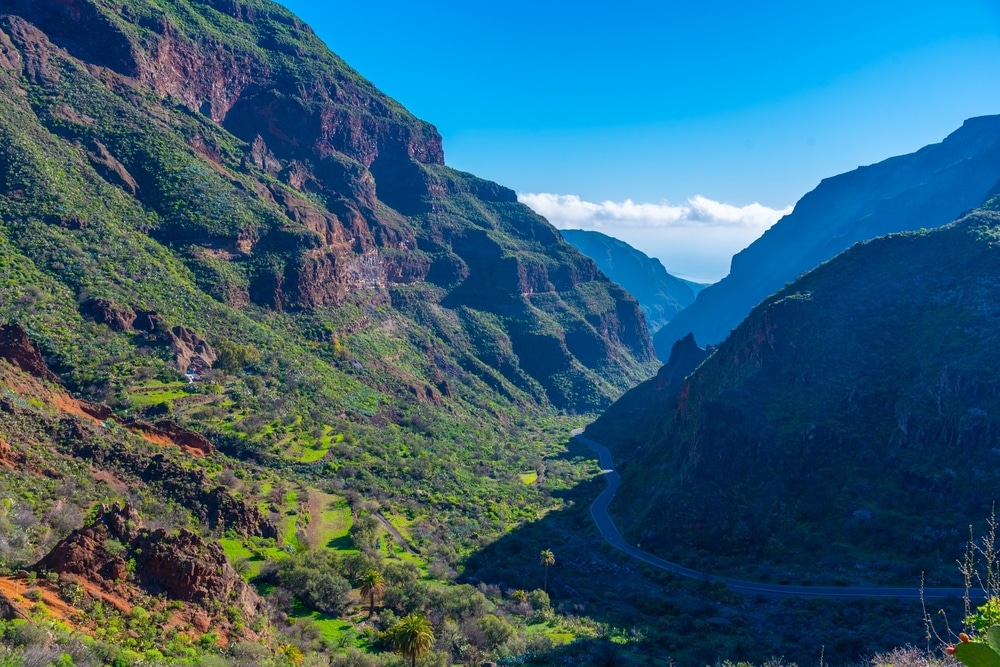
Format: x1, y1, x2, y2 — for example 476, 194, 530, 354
589, 206, 1000, 585
0, 0, 658, 664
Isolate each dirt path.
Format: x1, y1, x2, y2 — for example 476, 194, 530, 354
375, 512, 417, 555
305, 489, 325, 547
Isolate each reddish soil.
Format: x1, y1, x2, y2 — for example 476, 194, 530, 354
0, 576, 82, 625
0, 438, 15, 469
3, 364, 205, 457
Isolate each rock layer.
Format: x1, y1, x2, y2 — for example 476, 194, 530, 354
35, 503, 264, 624
0, 0, 655, 411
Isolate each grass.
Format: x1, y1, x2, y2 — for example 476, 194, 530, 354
519, 472, 538, 485
219, 537, 254, 564
307, 491, 353, 549
381, 511, 414, 542
125, 380, 190, 407
297, 439, 333, 463
287, 603, 358, 647
541, 629, 574, 645
296, 427, 344, 462
218, 537, 275, 578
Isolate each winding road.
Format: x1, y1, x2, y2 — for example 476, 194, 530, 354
572, 429, 974, 600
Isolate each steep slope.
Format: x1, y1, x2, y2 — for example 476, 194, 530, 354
0, 337, 274, 644
589, 209, 1000, 584
655, 116, 1000, 356
0, 0, 654, 422
560, 229, 706, 334
0, 0, 660, 598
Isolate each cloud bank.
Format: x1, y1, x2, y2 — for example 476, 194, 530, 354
518, 193, 792, 283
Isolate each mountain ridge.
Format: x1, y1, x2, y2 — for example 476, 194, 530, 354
559, 228, 706, 335
655, 115, 1000, 355
0, 0, 657, 416
589, 207, 1000, 584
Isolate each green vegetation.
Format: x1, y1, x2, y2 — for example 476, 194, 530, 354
389, 614, 433, 667
5, 0, 997, 665
590, 211, 1000, 586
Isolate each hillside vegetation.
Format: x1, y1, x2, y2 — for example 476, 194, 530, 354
590, 206, 1000, 585
0, 0, 659, 664
0, 0, 660, 555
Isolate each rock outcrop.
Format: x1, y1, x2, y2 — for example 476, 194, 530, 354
34, 503, 264, 622
0, 437, 25, 469
0, 591, 27, 621
0, 323, 59, 384
79, 297, 137, 332
164, 325, 216, 373
80, 301, 216, 372
66, 429, 276, 538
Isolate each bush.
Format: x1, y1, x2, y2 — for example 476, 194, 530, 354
528, 589, 550, 613
276, 550, 351, 615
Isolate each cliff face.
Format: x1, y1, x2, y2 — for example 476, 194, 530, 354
560, 229, 705, 335
34, 504, 265, 639
592, 210, 1000, 583
0, 0, 655, 412
655, 116, 1000, 357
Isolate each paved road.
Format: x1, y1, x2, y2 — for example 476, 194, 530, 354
572, 429, 973, 600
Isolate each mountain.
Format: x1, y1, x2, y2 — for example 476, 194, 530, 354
0, 0, 655, 416
587, 204, 1000, 584
654, 116, 1000, 357
0, 0, 660, 660
559, 229, 706, 334
0, 0, 661, 420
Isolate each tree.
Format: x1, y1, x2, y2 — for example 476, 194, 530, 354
275, 550, 351, 615
392, 613, 434, 667
539, 549, 555, 593
359, 568, 386, 619
349, 513, 380, 552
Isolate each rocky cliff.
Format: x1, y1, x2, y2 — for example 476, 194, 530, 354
0, 0, 655, 416
590, 209, 1000, 584
655, 116, 1000, 356
35, 503, 264, 638
560, 229, 706, 335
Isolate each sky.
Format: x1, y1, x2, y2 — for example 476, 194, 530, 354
280, 0, 1000, 282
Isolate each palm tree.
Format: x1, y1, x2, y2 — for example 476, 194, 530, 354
539, 549, 555, 592
391, 613, 434, 667
359, 568, 386, 619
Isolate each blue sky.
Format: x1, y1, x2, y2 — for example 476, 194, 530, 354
281, 0, 1000, 281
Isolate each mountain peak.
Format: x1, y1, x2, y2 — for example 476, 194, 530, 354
656, 114, 1000, 356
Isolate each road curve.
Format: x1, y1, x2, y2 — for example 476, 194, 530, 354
572, 429, 972, 600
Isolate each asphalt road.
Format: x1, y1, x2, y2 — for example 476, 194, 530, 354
572, 429, 973, 600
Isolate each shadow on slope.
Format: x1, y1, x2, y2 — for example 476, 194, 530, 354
461, 438, 954, 666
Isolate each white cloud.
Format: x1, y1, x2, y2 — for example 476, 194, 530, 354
518, 192, 792, 283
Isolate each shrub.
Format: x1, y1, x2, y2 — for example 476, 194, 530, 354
275, 550, 351, 615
